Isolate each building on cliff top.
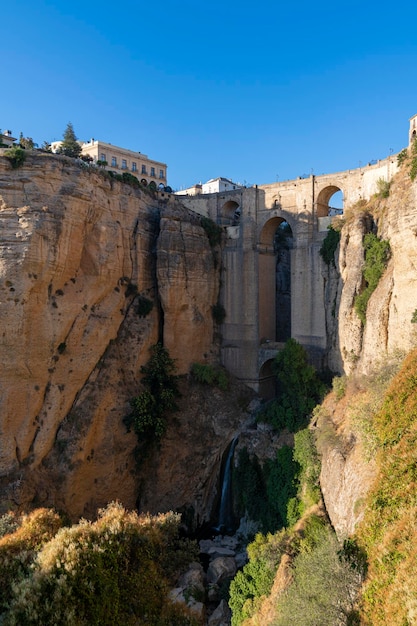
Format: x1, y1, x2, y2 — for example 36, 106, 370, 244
51, 138, 168, 188
175, 177, 244, 195
0, 130, 17, 147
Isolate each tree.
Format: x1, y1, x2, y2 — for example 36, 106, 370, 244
126, 343, 180, 439
60, 122, 82, 158
19, 133, 36, 150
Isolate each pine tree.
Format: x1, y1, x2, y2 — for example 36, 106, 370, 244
60, 122, 81, 158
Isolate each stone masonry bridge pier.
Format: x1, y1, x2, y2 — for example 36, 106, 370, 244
177, 154, 399, 395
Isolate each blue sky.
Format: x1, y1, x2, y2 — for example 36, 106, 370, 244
2, 0, 417, 190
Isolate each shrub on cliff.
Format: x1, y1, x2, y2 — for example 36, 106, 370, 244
274, 522, 364, 626
354, 233, 390, 324
356, 349, 417, 625
126, 343, 180, 439
2, 503, 199, 626
4, 146, 26, 169
201, 216, 222, 248
319, 226, 341, 266
257, 338, 324, 432
191, 362, 228, 390
0, 509, 63, 614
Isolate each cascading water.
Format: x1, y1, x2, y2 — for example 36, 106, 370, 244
213, 437, 238, 534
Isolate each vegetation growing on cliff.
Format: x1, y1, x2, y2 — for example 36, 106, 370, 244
354, 233, 391, 324
190, 362, 229, 390
257, 339, 324, 432
319, 225, 341, 266
356, 348, 417, 625
4, 146, 26, 169
0, 503, 199, 626
125, 343, 180, 439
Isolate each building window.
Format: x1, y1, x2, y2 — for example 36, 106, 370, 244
122, 159, 127, 170
151, 167, 155, 177
141, 164, 147, 174
159, 169, 164, 179
111, 156, 117, 167
132, 162, 137, 172
100, 153, 106, 162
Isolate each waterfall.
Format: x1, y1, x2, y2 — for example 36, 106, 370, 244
214, 437, 238, 534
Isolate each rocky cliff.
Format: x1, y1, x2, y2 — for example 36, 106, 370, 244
320, 164, 417, 536
0, 153, 243, 522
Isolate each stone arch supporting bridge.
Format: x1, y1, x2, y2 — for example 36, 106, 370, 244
177, 154, 398, 394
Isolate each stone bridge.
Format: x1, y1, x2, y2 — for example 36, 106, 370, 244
175, 152, 400, 396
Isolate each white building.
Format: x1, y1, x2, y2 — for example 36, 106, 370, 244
0, 130, 17, 147
176, 177, 243, 196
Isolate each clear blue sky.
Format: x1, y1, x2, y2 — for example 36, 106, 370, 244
2, 0, 417, 190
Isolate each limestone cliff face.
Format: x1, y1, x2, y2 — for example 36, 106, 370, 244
327, 168, 417, 375
320, 167, 417, 536
0, 153, 225, 519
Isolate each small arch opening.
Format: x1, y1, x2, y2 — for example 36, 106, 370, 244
316, 185, 344, 218
259, 359, 276, 400
220, 200, 240, 225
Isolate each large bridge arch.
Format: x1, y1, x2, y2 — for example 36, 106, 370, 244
258, 216, 293, 344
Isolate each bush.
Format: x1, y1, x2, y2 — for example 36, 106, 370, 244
332, 374, 347, 400
354, 233, 390, 324
4, 146, 26, 169
320, 226, 341, 266
229, 530, 287, 625
376, 177, 391, 198
201, 217, 222, 247
2, 503, 199, 626
0, 509, 63, 614
125, 343, 179, 439
190, 362, 228, 390
257, 339, 324, 432
212, 302, 226, 325
397, 148, 408, 166
135, 294, 153, 317
274, 524, 364, 626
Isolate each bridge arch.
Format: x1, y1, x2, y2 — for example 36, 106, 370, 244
220, 199, 240, 224
258, 217, 293, 344
316, 185, 344, 217
258, 359, 276, 400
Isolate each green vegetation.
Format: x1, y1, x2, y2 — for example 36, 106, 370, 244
4, 146, 26, 169
135, 294, 153, 317
332, 374, 347, 400
410, 139, 417, 181
274, 522, 364, 626
319, 226, 341, 266
356, 349, 417, 625
59, 122, 82, 158
397, 148, 408, 166
229, 530, 288, 625
125, 343, 179, 439
233, 428, 320, 533
376, 177, 391, 198
0, 503, 199, 625
201, 216, 222, 248
257, 339, 324, 432
18, 133, 36, 150
228, 513, 363, 626
212, 302, 226, 325
354, 233, 390, 324
190, 362, 228, 391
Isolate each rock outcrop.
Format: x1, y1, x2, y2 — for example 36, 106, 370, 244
0, 153, 237, 520
320, 166, 417, 536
